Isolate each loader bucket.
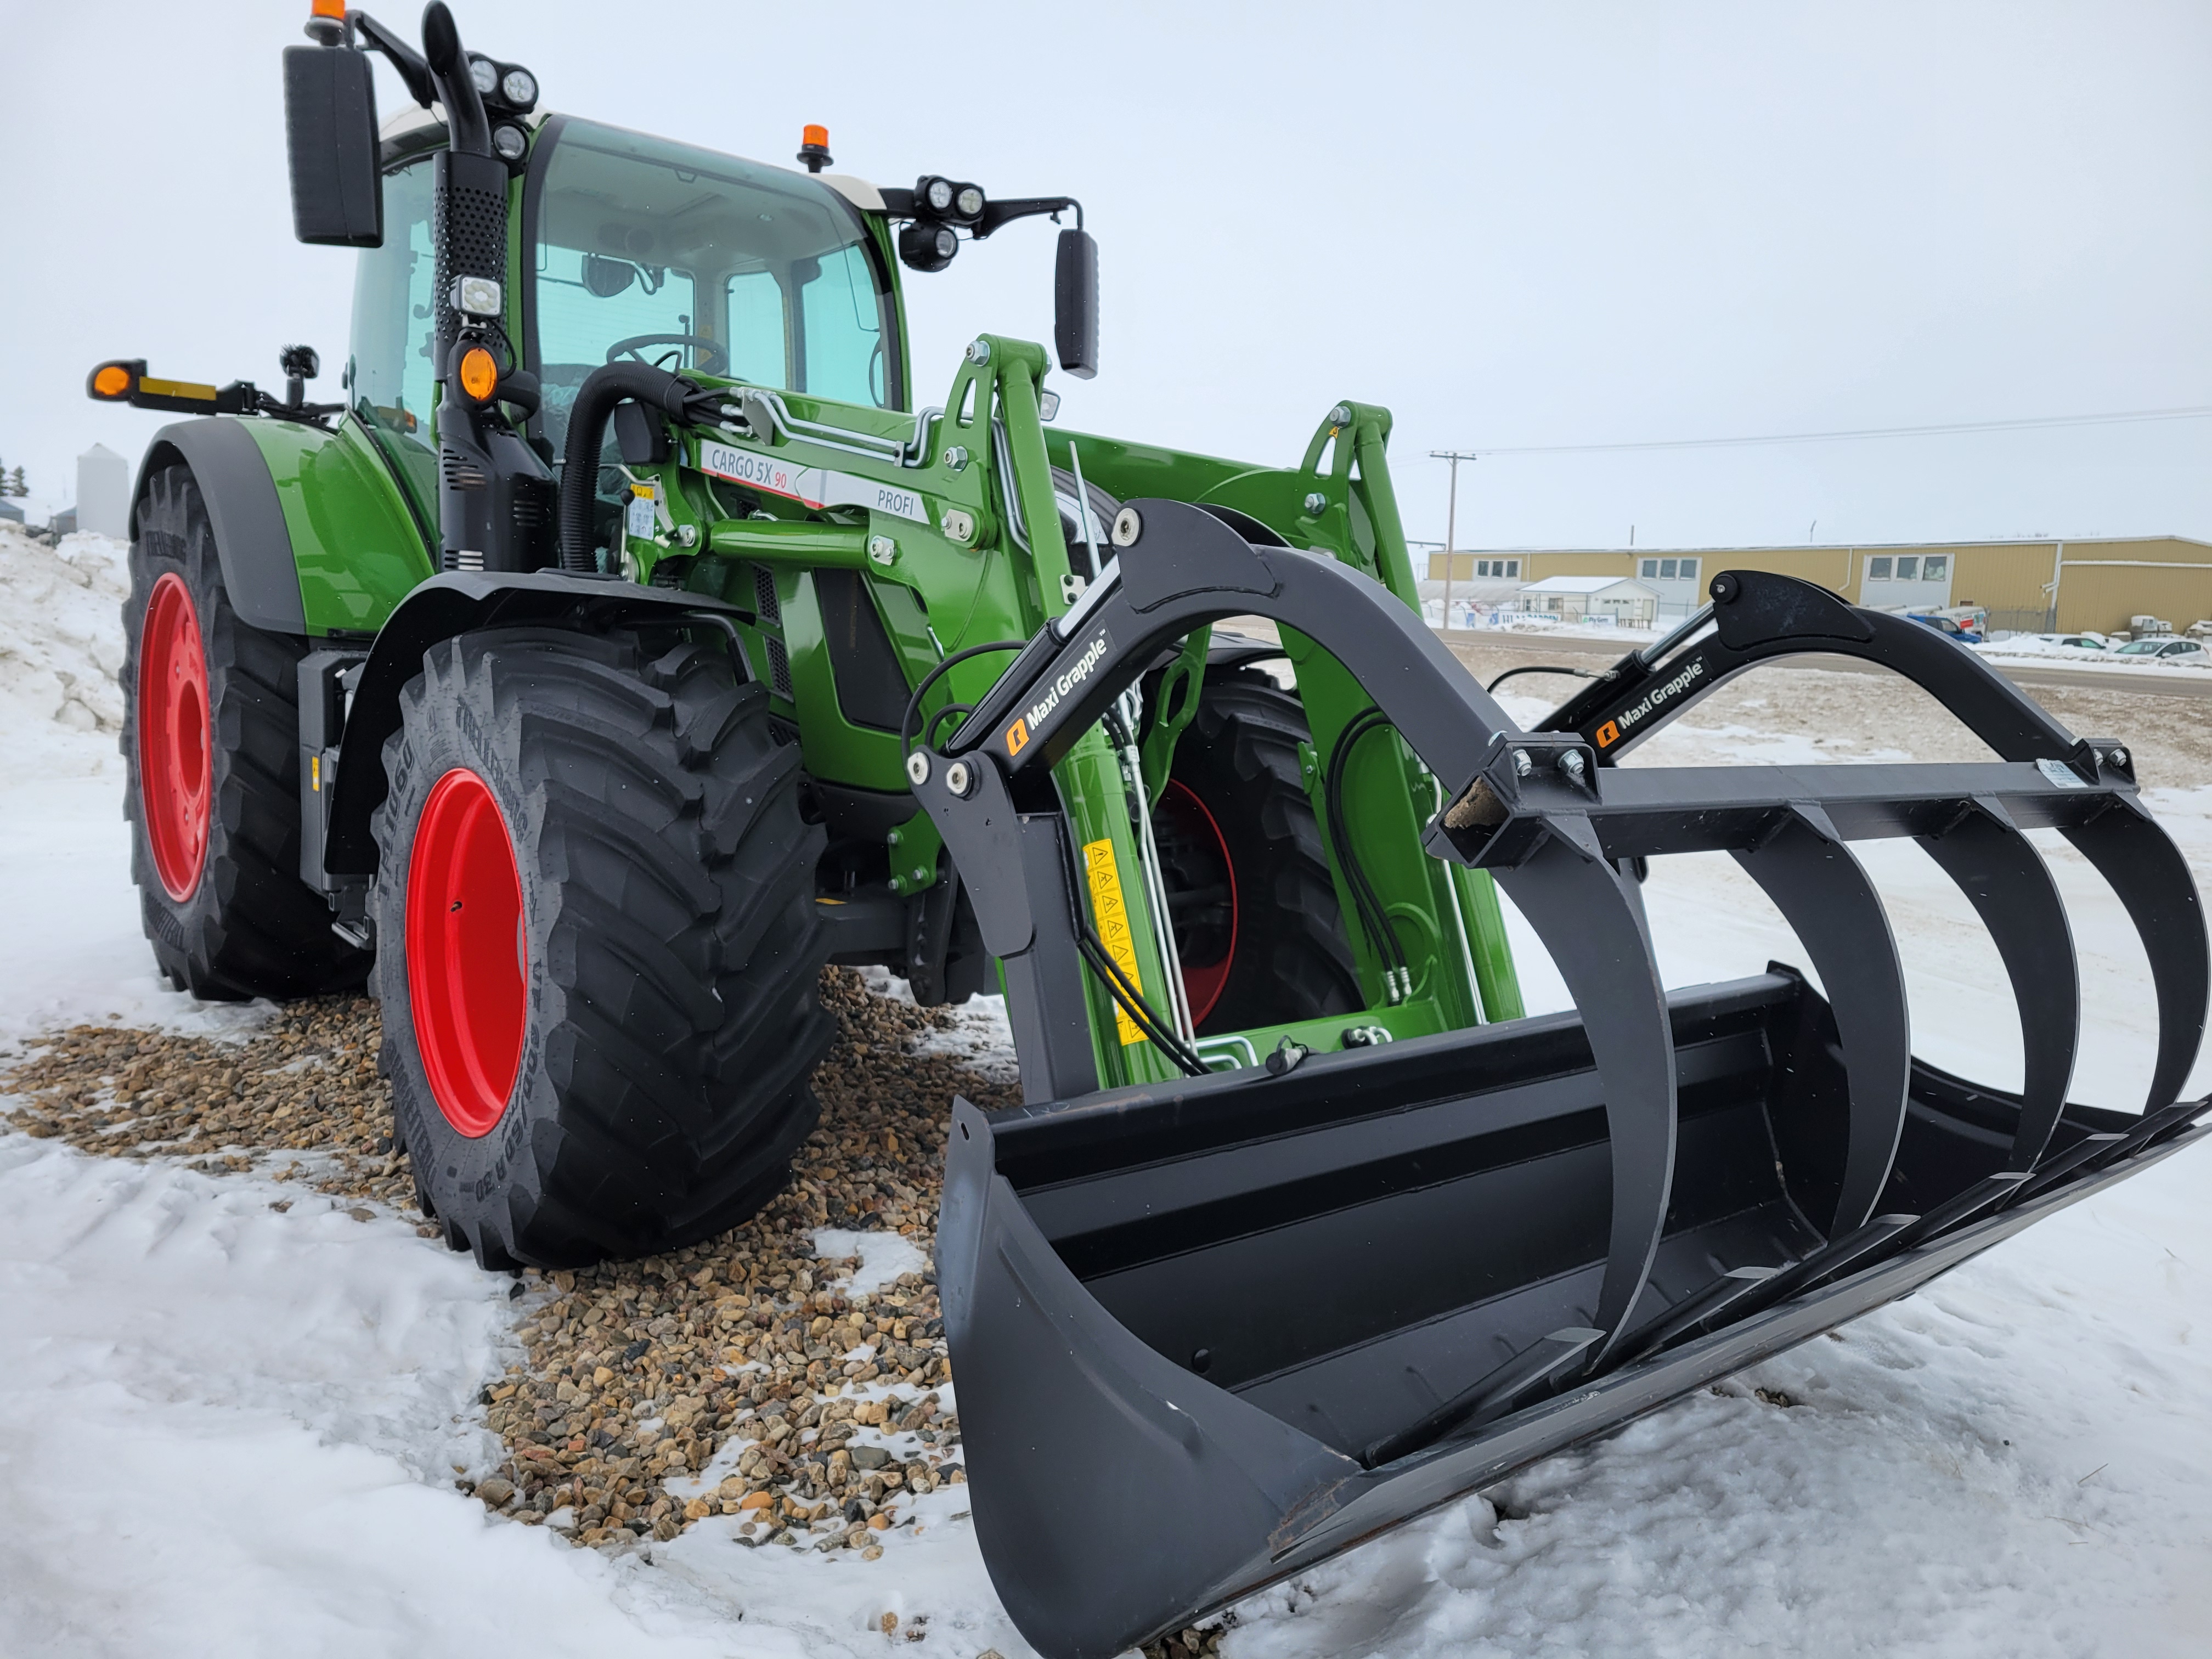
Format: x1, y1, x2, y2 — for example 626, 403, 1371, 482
940, 977, 2212, 1658
910, 523, 2211, 1657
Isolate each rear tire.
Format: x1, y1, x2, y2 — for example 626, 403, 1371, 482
1157, 672, 1361, 1034
370, 624, 834, 1268
120, 464, 370, 1000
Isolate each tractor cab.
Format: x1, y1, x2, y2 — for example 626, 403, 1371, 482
350, 112, 911, 544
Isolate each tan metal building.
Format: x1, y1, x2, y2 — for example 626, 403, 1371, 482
1426, 537, 2212, 635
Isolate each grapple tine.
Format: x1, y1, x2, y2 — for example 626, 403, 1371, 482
1612, 1264, 1781, 1366
1493, 827, 1675, 1367
1685, 1213, 1920, 1330
1917, 802, 2079, 1168
2060, 799, 2210, 1111
1357, 1327, 1603, 1468
1731, 807, 1909, 1233
2009, 1130, 2127, 1205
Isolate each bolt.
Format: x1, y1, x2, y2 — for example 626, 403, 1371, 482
1111, 507, 1143, 548
674, 524, 699, 548
942, 447, 969, 472
945, 760, 974, 798
1303, 492, 1328, 516
1513, 749, 1533, 778
2110, 747, 2129, 768
1330, 404, 1353, 426
867, 535, 897, 566
911, 867, 929, 883
964, 339, 991, 364
905, 751, 930, 787
1558, 751, 1587, 781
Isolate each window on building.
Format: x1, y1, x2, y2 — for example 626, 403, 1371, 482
1922, 555, 1949, 580
1867, 556, 1893, 580
1474, 558, 1520, 578
1896, 556, 1919, 580
1640, 558, 1659, 579
1677, 557, 1699, 582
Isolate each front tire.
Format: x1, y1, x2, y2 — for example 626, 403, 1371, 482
1155, 672, 1361, 1034
370, 624, 834, 1268
120, 464, 370, 1000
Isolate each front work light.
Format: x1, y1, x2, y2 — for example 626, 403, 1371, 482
500, 67, 537, 106
899, 220, 958, 273
491, 123, 527, 162
451, 275, 503, 318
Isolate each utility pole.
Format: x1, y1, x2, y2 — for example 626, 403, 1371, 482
1431, 449, 1478, 631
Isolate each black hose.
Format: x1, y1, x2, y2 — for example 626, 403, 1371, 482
900, 642, 1028, 754
555, 363, 708, 572
1486, 663, 1601, 693
1325, 708, 1413, 996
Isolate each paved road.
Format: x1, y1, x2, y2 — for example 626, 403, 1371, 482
1435, 629, 2212, 701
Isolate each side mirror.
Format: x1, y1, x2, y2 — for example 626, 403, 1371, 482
282, 45, 383, 247
1054, 228, 1098, 381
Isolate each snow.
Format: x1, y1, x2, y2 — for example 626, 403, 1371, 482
1, 523, 2208, 1655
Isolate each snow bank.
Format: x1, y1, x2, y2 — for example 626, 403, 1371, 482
0, 527, 131, 777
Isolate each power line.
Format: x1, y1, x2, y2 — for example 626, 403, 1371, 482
1453, 405, 2212, 458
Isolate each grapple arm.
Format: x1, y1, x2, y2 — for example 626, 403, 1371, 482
909, 509, 2210, 1659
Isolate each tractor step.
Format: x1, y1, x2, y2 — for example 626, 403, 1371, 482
939, 971, 2211, 1658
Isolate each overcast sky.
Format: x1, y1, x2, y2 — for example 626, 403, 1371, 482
4, 0, 2207, 550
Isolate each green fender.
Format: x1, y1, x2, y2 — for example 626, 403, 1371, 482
132, 414, 431, 637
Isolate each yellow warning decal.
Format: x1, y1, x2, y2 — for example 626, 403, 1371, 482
1081, 836, 1147, 1047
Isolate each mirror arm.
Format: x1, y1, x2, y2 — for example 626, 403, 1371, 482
349, 10, 436, 110
975, 195, 1081, 240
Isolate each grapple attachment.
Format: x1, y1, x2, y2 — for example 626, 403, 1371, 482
912, 508, 2210, 1659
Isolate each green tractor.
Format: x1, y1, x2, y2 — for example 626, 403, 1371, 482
91, 5, 2209, 1655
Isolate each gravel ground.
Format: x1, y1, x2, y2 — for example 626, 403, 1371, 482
0, 969, 1050, 1577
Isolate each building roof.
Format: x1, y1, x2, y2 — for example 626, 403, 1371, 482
1477, 533, 2211, 556
1520, 575, 1657, 595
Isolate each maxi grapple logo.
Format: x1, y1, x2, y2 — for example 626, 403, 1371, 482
1001, 627, 1113, 759
1599, 658, 1706, 747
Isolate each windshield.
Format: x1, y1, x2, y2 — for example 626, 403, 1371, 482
528, 117, 900, 454
2115, 641, 2164, 654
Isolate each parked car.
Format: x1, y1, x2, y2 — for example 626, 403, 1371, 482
1909, 612, 1981, 641
2112, 637, 2210, 665
2034, 633, 2110, 654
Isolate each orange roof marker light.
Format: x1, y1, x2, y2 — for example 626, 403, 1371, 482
457, 346, 499, 404
798, 124, 833, 174
303, 0, 346, 43
90, 363, 136, 400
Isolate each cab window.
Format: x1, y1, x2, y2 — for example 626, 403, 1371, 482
348, 156, 438, 523
529, 118, 901, 458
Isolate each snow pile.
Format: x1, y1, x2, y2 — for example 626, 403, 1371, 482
0, 527, 130, 775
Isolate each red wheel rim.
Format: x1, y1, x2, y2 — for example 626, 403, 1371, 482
405, 769, 527, 1138
1159, 780, 1238, 1026
137, 572, 213, 901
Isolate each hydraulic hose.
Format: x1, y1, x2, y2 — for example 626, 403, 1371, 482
556, 362, 705, 572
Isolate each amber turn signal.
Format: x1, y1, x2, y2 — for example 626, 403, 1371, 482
458, 346, 499, 403
89, 363, 136, 400
310, 0, 346, 18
